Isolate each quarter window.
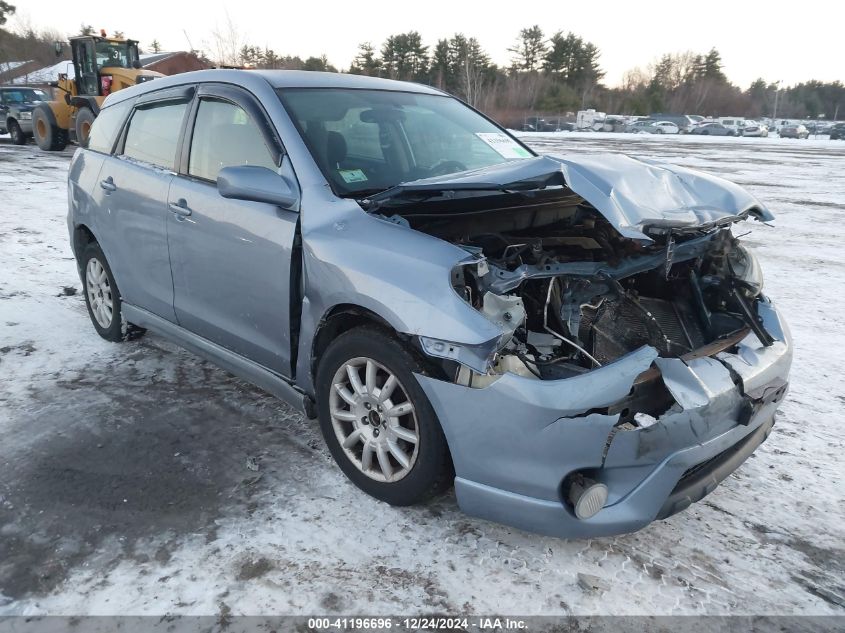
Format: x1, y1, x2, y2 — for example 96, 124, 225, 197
123, 101, 188, 169
188, 99, 277, 182
87, 99, 133, 154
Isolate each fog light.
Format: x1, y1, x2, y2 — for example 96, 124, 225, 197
568, 477, 608, 520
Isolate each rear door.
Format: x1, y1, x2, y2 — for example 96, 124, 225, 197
166, 83, 299, 376
95, 86, 194, 321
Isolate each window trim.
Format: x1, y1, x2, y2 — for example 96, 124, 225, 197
178, 83, 284, 184
114, 85, 195, 170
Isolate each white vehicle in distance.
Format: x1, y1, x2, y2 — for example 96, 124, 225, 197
651, 121, 680, 134
742, 121, 769, 137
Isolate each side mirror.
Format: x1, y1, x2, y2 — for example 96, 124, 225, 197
217, 165, 299, 210
54, 41, 63, 57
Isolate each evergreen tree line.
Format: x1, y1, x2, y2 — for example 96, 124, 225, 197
1, 11, 842, 124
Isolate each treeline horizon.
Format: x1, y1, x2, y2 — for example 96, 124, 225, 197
1, 7, 842, 124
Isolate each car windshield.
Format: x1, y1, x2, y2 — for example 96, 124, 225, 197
278, 88, 534, 197
3, 88, 48, 103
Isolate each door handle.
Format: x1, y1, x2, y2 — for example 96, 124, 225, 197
100, 177, 116, 192
168, 199, 192, 217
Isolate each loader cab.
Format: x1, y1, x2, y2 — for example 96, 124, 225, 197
70, 36, 140, 96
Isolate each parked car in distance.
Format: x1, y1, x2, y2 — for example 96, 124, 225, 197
689, 122, 735, 136
829, 123, 845, 140
648, 113, 695, 133
625, 119, 656, 133
804, 122, 831, 135
0, 85, 50, 145
742, 121, 769, 137
780, 124, 809, 139
522, 117, 558, 132
601, 117, 627, 132
67, 69, 792, 539
717, 118, 746, 136
650, 120, 680, 134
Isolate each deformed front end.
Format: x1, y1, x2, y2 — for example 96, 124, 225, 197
376, 155, 792, 537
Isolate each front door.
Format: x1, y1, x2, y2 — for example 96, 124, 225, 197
166, 85, 298, 376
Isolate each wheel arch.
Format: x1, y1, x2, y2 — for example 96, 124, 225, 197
310, 304, 395, 384
72, 223, 98, 261
308, 302, 454, 397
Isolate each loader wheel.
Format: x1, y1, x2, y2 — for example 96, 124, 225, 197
33, 105, 68, 151
75, 108, 96, 148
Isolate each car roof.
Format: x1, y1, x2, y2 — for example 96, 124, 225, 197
104, 69, 445, 108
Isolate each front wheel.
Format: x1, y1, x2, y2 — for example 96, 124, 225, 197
9, 120, 27, 145
80, 242, 145, 342
316, 327, 452, 506
32, 105, 68, 151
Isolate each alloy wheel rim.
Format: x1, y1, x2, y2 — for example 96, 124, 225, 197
329, 356, 419, 482
86, 258, 113, 329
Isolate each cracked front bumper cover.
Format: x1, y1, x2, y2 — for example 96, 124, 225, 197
415, 298, 792, 538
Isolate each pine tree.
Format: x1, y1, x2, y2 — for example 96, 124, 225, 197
349, 42, 381, 76
508, 25, 547, 72
0, 1, 16, 27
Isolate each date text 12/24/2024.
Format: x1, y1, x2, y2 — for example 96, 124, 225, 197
308, 617, 528, 630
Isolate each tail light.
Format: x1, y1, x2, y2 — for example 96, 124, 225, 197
101, 76, 113, 96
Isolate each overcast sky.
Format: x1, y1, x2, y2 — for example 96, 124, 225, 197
14, 0, 844, 88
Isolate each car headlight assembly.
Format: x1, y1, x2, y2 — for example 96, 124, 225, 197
730, 243, 764, 296
19, 112, 32, 120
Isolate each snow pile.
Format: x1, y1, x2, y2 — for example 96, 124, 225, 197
0, 137, 843, 616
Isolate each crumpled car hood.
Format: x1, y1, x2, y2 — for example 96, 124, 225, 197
395, 154, 774, 242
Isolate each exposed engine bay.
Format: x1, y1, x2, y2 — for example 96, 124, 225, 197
378, 186, 772, 415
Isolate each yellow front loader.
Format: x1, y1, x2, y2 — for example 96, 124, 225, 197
33, 33, 162, 151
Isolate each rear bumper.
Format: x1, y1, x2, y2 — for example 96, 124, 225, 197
416, 298, 792, 538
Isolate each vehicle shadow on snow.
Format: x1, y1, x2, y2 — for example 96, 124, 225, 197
0, 337, 328, 600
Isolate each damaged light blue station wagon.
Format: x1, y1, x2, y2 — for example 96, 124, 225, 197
67, 70, 792, 538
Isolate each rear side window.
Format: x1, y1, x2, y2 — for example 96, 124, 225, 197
123, 101, 188, 169
87, 99, 133, 154
188, 99, 277, 181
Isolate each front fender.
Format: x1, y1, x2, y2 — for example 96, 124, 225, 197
295, 196, 502, 393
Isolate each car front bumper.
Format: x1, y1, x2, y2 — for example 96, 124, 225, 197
416, 298, 792, 538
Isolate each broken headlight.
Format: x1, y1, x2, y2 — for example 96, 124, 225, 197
729, 243, 763, 296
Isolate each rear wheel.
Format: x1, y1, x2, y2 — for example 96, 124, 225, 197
74, 107, 96, 147
316, 327, 452, 506
32, 105, 68, 151
80, 242, 145, 342
8, 120, 26, 145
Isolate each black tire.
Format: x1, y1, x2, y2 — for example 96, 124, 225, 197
315, 327, 452, 506
74, 107, 96, 148
79, 242, 145, 342
8, 120, 26, 145
32, 105, 68, 151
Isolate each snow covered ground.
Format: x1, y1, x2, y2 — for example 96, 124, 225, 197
0, 133, 843, 617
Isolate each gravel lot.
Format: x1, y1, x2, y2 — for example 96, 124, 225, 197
0, 133, 843, 616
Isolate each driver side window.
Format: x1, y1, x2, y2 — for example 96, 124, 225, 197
188, 99, 277, 182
